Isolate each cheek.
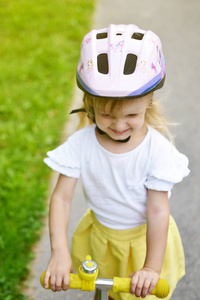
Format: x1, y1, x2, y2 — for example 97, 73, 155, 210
131, 116, 145, 129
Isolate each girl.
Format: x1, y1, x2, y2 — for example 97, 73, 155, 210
43, 24, 190, 299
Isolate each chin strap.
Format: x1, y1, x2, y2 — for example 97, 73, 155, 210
70, 108, 86, 114
70, 108, 131, 143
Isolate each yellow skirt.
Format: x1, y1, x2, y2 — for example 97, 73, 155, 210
71, 209, 185, 300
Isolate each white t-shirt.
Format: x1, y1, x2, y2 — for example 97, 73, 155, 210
44, 125, 189, 229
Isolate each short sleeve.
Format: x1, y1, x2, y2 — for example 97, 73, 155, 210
145, 146, 190, 192
44, 137, 81, 178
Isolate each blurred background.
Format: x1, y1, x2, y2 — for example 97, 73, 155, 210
0, 1, 199, 300
0, 1, 94, 299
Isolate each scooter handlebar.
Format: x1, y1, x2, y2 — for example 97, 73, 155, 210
40, 271, 170, 298
40, 272, 82, 290
113, 277, 170, 298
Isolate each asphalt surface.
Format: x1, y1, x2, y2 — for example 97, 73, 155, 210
26, 1, 200, 299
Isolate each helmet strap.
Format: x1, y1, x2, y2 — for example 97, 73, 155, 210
70, 109, 131, 143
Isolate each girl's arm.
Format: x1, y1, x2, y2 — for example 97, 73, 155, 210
130, 189, 170, 298
43, 174, 78, 292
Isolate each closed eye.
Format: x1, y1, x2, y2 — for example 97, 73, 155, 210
127, 114, 138, 117
127, 112, 143, 117
99, 112, 112, 117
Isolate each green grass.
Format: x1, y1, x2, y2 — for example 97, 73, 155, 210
0, 0, 94, 299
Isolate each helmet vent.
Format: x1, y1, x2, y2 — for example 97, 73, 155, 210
116, 33, 122, 36
97, 53, 109, 74
96, 32, 108, 39
131, 33, 144, 40
124, 54, 137, 75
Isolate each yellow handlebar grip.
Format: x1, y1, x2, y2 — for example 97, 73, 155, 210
113, 277, 170, 298
69, 273, 82, 289
151, 278, 170, 298
113, 277, 131, 293
40, 271, 82, 290
40, 271, 49, 289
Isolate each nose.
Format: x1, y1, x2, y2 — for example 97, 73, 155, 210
112, 117, 126, 132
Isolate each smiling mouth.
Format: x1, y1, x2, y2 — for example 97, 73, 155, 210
110, 128, 130, 135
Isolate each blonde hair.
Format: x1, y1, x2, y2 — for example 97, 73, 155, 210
76, 93, 174, 143
145, 99, 174, 143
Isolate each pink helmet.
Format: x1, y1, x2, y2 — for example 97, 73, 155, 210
76, 24, 166, 98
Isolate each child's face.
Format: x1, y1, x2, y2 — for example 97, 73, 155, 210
94, 95, 151, 141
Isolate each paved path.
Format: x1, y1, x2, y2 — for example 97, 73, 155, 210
26, 1, 200, 299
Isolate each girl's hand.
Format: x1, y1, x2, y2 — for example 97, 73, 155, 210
43, 250, 73, 292
129, 267, 160, 298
